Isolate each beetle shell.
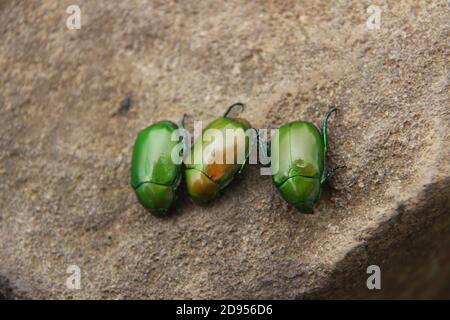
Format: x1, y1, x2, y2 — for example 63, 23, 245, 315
131, 121, 182, 212
271, 121, 325, 212
185, 117, 252, 203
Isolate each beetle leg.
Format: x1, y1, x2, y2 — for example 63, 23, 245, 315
178, 113, 186, 129
223, 102, 245, 118
178, 113, 189, 160
257, 129, 271, 166
322, 107, 337, 155
321, 165, 346, 185
238, 156, 248, 174
238, 128, 254, 174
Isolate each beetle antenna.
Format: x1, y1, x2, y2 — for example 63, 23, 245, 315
223, 102, 245, 118
323, 106, 337, 154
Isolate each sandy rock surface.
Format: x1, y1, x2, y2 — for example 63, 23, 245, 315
0, 1, 449, 299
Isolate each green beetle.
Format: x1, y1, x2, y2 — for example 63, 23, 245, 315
185, 103, 254, 203
131, 117, 185, 212
271, 107, 344, 212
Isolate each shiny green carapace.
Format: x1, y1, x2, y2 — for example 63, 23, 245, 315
185, 103, 253, 203
131, 121, 183, 212
271, 108, 344, 212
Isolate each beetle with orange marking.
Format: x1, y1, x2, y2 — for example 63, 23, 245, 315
185, 103, 255, 203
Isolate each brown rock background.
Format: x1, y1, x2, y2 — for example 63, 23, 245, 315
0, 0, 448, 299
